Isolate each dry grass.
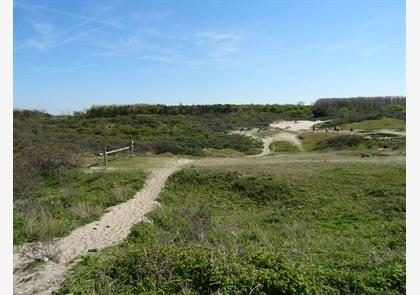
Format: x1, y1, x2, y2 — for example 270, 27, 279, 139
70, 203, 103, 219
30, 214, 68, 242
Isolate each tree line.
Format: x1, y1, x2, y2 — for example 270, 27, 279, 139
83, 103, 312, 118
312, 96, 405, 117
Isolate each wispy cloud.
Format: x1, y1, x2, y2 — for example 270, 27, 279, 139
20, 22, 55, 50
195, 31, 243, 59
15, 1, 124, 29
359, 42, 392, 57
321, 38, 367, 54
320, 36, 393, 58
15, 1, 245, 66
22, 64, 93, 78
15, 1, 125, 51
94, 27, 244, 66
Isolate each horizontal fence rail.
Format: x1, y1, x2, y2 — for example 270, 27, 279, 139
97, 146, 131, 156
98, 141, 134, 165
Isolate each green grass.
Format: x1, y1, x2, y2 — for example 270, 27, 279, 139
14, 167, 147, 245
269, 141, 300, 153
57, 158, 405, 294
99, 154, 179, 170
342, 118, 405, 131
202, 148, 244, 157
298, 132, 339, 151
298, 132, 405, 152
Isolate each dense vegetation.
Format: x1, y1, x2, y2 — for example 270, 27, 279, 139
342, 118, 405, 130
57, 159, 405, 294
14, 106, 312, 157
298, 132, 406, 152
14, 98, 405, 157
312, 96, 405, 126
84, 103, 312, 118
14, 98, 405, 156
13, 147, 146, 245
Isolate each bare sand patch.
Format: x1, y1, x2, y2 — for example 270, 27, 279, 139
270, 120, 325, 131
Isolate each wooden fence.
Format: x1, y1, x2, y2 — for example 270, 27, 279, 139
98, 141, 134, 165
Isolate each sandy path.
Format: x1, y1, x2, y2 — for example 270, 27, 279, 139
375, 129, 406, 136
13, 159, 192, 295
236, 121, 323, 157
250, 132, 303, 157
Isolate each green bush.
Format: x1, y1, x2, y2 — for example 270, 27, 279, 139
170, 170, 292, 203
312, 96, 405, 120
13, 146, 80, 202
57, 246, 312, 295
314, 135, 363, 151
14, 105, 309, 157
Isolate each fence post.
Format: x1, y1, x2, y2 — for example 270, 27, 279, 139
130, 140, 134, 157
104, 147, 107, 165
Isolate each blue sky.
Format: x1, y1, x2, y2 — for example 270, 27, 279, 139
14, 0, 405, 114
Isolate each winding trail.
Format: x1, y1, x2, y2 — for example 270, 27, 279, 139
13, 159, 192, 295
255, 132, 303, 157
13, 120, 405, 294
237, 120, 322, 157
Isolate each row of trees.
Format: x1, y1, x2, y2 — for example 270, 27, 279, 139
84, 104, 312, 118
312, 96, 405, 117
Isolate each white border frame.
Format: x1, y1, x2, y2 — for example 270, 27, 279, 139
406, 0, 419, 294
0, 0, 416, 294
0, 0, 13, 293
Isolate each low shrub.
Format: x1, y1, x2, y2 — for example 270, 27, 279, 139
13, 146, 80, 203
314, 135, 363, 151
57, 246, 312, 295
170, 170, 292, 203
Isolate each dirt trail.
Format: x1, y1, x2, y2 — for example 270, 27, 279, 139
249, 132, 303, 157
13, 159, 192, 295
243, 120, 323, 157
375, 129, 406, 136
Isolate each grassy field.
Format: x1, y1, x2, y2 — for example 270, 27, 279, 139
298, 132, 406, 153
56, 155, 405, 294
269, 140, 300, 153
342, 118, 405, 131
202, 148, 245, 157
